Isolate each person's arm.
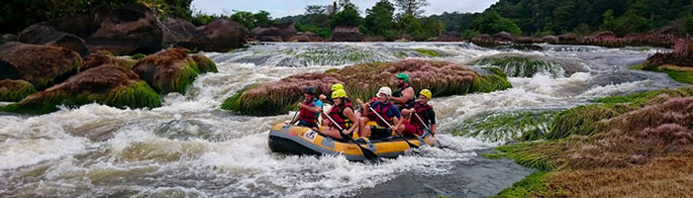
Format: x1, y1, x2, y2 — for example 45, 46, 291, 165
343, 108, 359, 134
390, 105, 403, 131
428, 108, 436, 134
392, 88, 415, 104
298, 101, 322, 113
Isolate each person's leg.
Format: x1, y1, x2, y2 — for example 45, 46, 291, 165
319, 127, 344, 140
358, 117, 370, 137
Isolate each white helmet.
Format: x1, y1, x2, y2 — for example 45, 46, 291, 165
377, 87, 392, 97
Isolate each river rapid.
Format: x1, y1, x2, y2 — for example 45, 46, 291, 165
0, 42, 683, 197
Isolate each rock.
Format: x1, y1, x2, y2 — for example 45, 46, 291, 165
81, 53, 136, 71
191, 53, 218, 73
288, 34, 310, 42
331, 26, 364, 42
542, 35, 559, 44
1, 34, 17, 45
162, 17, 200, 46
398, 34, 414, 42
18, 24, 89, 57
648, 25, 679, 35
46, 13, 102, 39
435, 34, 464, 42
0, 79, 36, 102
178, 19, 247, 52
596, 31, 616, 38
258, 35, 283, 42
0, 42, 82, 90
250, 23, 297, 41
3, 65, 161, 114
86, 4, 163, 55
558, 33, 580, 44
472, 34, 496, 46
493, 31, 515, 42
131, 48, 200, 94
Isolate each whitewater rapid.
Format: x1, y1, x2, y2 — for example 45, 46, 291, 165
0, 42, 683, 197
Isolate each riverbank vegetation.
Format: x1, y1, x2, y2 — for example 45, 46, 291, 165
487, 86, 693, 197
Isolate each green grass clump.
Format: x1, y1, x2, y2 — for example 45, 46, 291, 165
472, 68, 513, 93
471, 55, 563, 78
192, 54, 218, 73
221, 84, 303, 116
3, 81, 161, 114
594, 87, 693, 106
491, 171, 565, 198
0, 80, 37, 102
453, 111, 557, 142
495, 143, 557, 171
413, 49, 440, 57
167, 61, 200, 94
131, 54, 146, 60
545, 105, 633, 140
630, 63, 693, 84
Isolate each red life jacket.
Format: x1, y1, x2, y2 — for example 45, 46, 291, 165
369, 101, 393, 126
328, 102, 354, 129
298, 99, 318, 124
411, 102, 433, 129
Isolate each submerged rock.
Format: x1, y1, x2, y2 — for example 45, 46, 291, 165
0, 42, 82, 90
131, 48, 200, 94
0, 79, 36, 102
3, 65, 161, 114
222, 59, 512, 116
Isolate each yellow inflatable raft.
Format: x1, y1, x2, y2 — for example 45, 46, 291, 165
268, 123, 437, 161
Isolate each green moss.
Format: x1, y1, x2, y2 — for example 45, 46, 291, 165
453, 111, 557, 142
496, 143, 557, 171
594, 87, 693, 106
471, 56, 563, 78
159, 60, 200, 94
0, 81, 37, 102
221, 84, 299, 116
491, 171, 566, 198
472, 70, 513, 93
629, 63, 693, 84
413, 49, 440, 57
131, 54, 146, 60
193, 55, 218, 73
3, 81, 161, 114
545, 105, 633, 140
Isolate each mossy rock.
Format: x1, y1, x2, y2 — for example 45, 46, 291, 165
470, 54, 565, 78
191, 53, 218, 73
3, 65, 161, 114
222, 59, 513, 116
0, 79, 36, 102
413, 49, 441, 57
81, 53, 137, 71
0, 42, 82, 90
131, 48, 200, 94
452, 111, 557, 142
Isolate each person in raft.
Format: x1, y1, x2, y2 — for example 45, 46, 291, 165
319, 89, 359, 140
290, 86, 323, 128
357, 87, 405, 139
391, 73, 416, 110
398, 89, 437, 137
318, 83, 345, 103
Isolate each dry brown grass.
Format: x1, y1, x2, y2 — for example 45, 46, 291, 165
548, 156, 693, 198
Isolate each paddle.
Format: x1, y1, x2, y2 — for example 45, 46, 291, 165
368, 106, 420, 149
413, 111, 446, 148
321, 110, 382, 163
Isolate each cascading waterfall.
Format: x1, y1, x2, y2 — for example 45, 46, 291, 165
0, 42, 684, 197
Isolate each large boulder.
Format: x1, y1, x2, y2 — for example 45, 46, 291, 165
3, 65, 161, 114
331, 26, 364, 42
1, 34, 17, 45
595, 31, 616, 38
162, 17, 200, 46
86, 4, 163, 55
493, 31, 515, 42
0, 42, 82, 90
47, 13, 103, 39
178, 19, 247, 52
18, 24, 89, 57
81, 52, 137, 71
250, 23, 297, 41
542, 35, 559, 44
131, 48, 200, 94
558, 33, 580, 44
0, 79, 36, 102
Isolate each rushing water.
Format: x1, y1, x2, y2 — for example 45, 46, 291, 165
0, 42, 684, 198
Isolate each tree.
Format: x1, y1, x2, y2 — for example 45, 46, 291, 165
253, 10, 272, 27
230, 11, 255, 29
331, 4, 361, 28
393, 0, 429, 17
469, 11, 522, 35
599, 9, 618, 31
364, 0, 396, 36
614, 9, 651, 35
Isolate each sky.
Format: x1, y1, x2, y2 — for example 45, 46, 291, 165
191, 0, 500, 18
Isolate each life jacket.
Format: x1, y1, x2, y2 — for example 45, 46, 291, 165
411, 102, 433, 129
369, 101, 393, 126
393, 84, 415, 105
328, 102, 354, 129
298, 98, 319, 124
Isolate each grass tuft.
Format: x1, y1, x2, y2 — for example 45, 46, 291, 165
471, 55, 564, 78
0, 80, 37, 102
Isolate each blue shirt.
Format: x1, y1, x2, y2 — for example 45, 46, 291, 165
370, 101, 402, 118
